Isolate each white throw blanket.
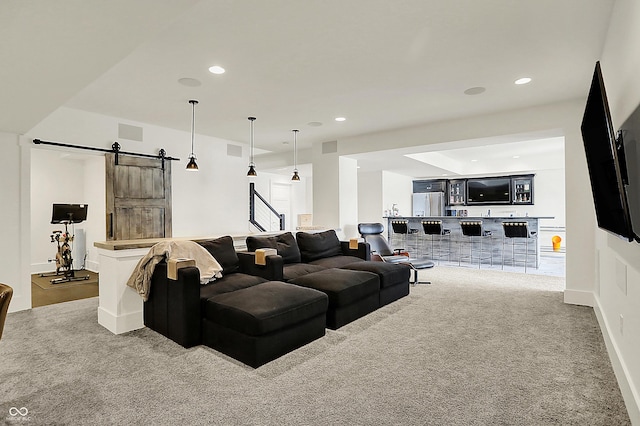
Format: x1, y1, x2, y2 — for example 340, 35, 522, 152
126, 240, 223, 301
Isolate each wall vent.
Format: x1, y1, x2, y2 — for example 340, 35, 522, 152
322, 141, 337, 154
118, 123, 143, 142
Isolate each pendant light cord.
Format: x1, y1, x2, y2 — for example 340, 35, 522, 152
190, 100, 196, 157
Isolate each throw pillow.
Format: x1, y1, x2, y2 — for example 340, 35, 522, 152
198, 236, 239, 275
246, 232, 301, 264
295, 230, 342, 262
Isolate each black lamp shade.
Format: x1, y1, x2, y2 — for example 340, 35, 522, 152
186, 156, 198, 170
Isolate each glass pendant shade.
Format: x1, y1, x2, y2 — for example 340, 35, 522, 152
186, 99, 199, 171
247, 117, 257, 176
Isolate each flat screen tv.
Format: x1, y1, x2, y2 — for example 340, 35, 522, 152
580, 61, 635, 242
51, 204, 88, 224
617, 106, 640, 243
466, 177, 511, 204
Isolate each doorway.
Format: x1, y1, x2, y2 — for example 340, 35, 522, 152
30, 148, 105, 307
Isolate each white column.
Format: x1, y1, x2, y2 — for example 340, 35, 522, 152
96, 247, 148, 334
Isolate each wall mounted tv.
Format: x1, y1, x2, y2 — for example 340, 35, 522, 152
466, 177, 511, 204
616, 102, 640, 243
580, 61, 637, 242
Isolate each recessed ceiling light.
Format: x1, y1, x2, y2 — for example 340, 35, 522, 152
513, 155, 520, 159
442, 174, 448, 176
208, 65, 225, 74
178, 77, 201, 87
464, 87, 486, 95
515, 77, 532, 85
335, 117, 346, 122
307, 121, 323, 127
471, 159, 478, 162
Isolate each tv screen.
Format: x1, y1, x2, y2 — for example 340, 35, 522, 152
580, 62, 634, 241
617, 108, 640, 242
51, 204, 88, 224
466, 177, 511, 204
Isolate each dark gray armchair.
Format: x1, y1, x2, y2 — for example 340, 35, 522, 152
358, 223, 434, 284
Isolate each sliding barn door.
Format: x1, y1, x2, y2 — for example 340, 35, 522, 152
105, 153, 172, 241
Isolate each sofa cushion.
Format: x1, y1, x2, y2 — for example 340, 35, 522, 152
308, 256, 365, 269
202, 281, 328, 336
289, 268, 379, 307
283, 263, 325, 281
296, 230, 342, 262
341, 261, 411, 289
198, 236, 239, 275
246, 232, 301, 264
200, 273, 267, 300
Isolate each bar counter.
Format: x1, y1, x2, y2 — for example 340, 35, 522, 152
384, 216, 554, 268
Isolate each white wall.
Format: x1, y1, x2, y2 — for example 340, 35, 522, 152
358, 170, 384, 224
382, 171, 413, 218
1, 133, 30, 312
27, 107, 251, 240
592, 0, 640, 422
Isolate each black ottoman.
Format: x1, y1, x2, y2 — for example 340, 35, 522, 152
289, 268, 379, 329
341, 261, 411, 306
202, 281, 328, 368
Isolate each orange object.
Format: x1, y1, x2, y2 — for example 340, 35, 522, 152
552, 235, 562, 251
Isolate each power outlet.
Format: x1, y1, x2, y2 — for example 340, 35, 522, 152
620, 314, 624, 336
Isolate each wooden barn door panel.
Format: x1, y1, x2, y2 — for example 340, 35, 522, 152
106, 153, 172, 241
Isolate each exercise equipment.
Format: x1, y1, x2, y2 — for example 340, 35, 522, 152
40, 204, 90, 284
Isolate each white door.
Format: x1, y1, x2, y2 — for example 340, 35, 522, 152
271, 182, 291, 231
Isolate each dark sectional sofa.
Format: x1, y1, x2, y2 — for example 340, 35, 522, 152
246, 230, 411, 308
144, 231, 411, 368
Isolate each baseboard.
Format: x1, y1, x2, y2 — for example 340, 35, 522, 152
593, 298, 640, 425
31, 262, 56, 275
31, 262, 98, 275
97, 306, 144, 335
85, 260, 99, 273
563, 289, 594, 307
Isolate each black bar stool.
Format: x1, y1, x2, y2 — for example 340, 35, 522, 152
421, 220, 451, 263
501, 222, 538, 272
391, 220, 419, 255
458, 221, 493, 268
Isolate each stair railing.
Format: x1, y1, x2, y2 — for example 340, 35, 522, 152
249, 182, 285, 232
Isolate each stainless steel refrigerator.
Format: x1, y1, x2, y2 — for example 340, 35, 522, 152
412, 192, 445, 217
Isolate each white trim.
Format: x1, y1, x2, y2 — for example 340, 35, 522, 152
97, 306, 144, 335
563, 289, 594, 306
593, 298, 640, 425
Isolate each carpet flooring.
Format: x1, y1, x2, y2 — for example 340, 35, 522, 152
1, 267, 629, 425
31, 270, 99, 308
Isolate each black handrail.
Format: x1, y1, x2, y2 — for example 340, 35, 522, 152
249, 183, 285, 231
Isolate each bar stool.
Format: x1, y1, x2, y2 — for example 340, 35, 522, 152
421, 220, 451, 263
391, 220, 419, 255
458, 221, 493, 268
501, 222, 538, 272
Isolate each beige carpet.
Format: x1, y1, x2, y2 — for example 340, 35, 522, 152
2, 266, 629, 425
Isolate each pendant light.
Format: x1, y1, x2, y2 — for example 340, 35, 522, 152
291, 129, 300, 181
186, 99, 199, 171
247, 116, 257, 176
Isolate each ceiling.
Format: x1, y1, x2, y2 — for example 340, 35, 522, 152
2, 1, 614, 171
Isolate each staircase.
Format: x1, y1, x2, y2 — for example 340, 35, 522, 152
249, 182, 285, 232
